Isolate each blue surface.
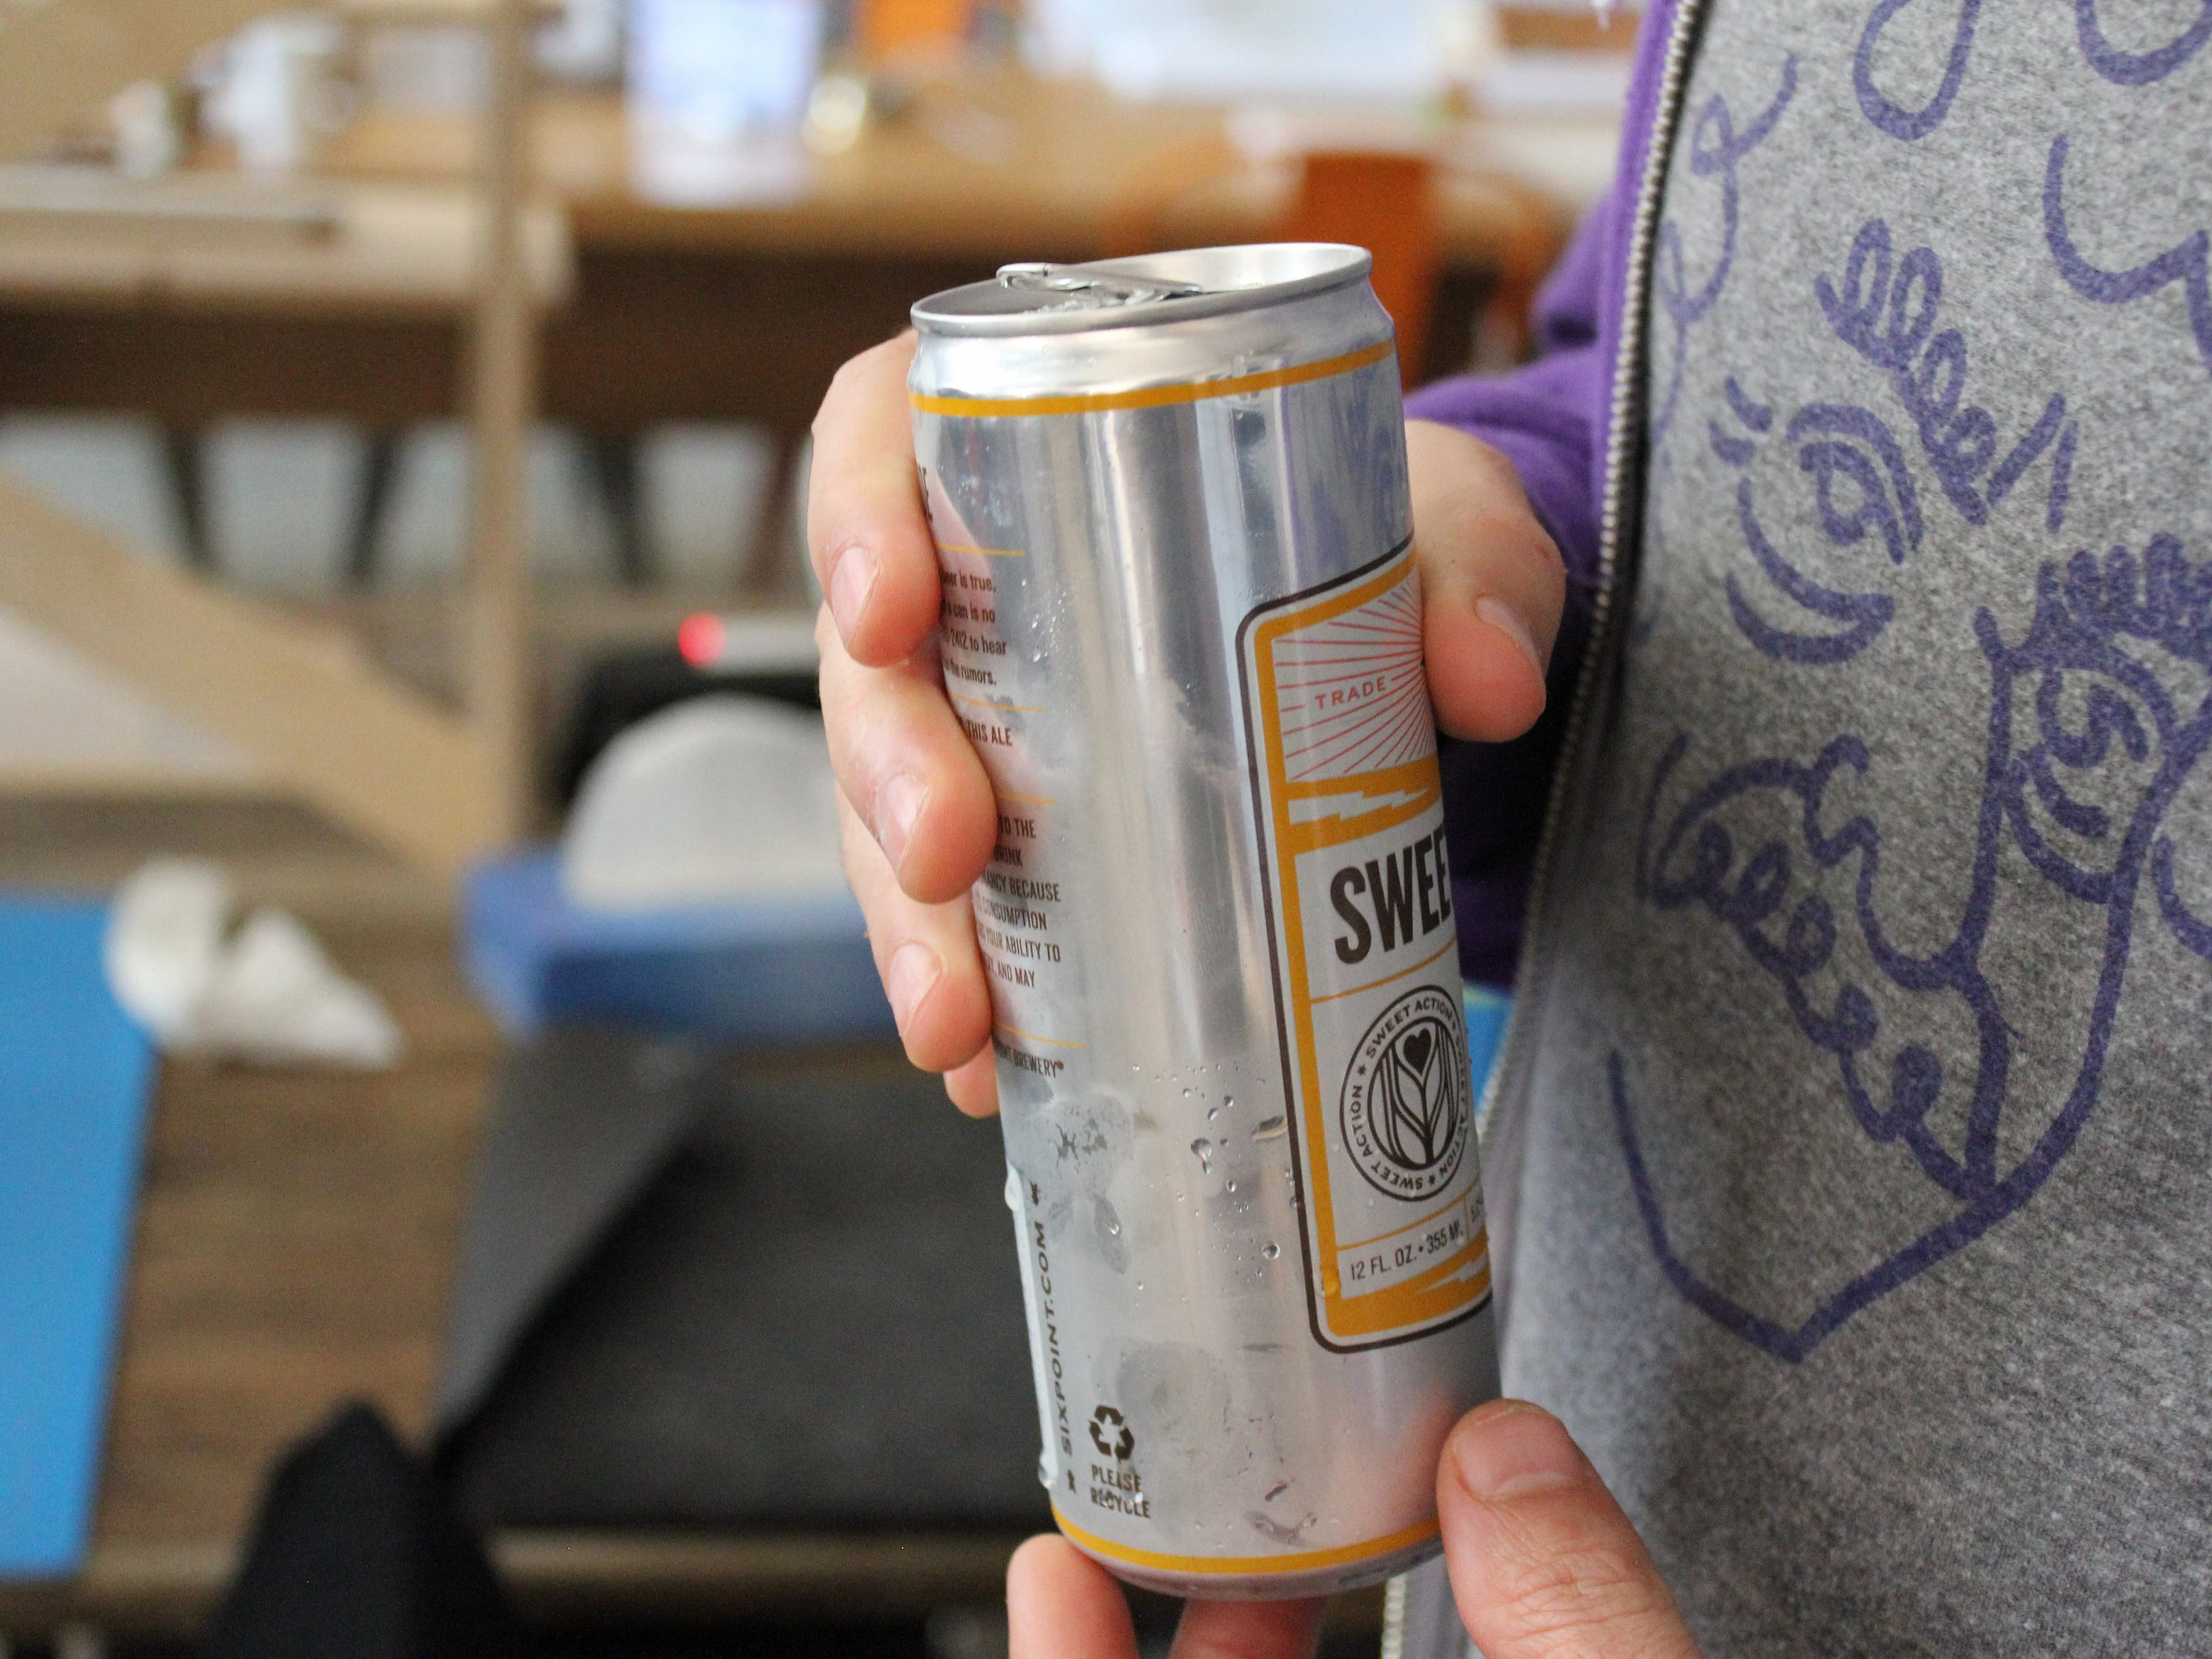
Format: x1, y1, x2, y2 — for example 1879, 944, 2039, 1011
463, 850, 897, 1043
1465, 982, 1514, 1131
0, 897, 154, 1580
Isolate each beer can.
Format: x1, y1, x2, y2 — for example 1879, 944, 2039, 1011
908, 245, 1499, 1600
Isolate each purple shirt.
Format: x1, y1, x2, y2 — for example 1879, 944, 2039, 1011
1411, 0, 1681, 986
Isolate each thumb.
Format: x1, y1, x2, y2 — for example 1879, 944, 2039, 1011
1407, 419, 1564, 745
1437, 1400, 1700, 1659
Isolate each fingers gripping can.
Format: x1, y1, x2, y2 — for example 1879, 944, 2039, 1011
908, 246, 1500, 1600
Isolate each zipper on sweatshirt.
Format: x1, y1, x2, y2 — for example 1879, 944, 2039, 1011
1380, 6, 1705, 1653
1380, 1571, 1407, 1659
1472, 0, 1705, 1145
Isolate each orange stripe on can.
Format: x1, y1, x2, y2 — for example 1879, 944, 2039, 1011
911, 339, 1393, 418
1050, 1505, 1438, 1575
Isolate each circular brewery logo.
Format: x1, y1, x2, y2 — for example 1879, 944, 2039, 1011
1339, 986, 1471, 1202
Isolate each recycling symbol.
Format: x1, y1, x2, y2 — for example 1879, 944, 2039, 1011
1088, 1404, 1135, 1461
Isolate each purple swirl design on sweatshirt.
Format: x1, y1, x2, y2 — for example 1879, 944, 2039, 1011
1855, 0, 1981, 140
2044, 135, 2212, 381
1718, 401, 1918, 666
1647, 55, 1799, 453
1702, 211, 2086, 667
2075, 0, 2212, 85
1623, 535, 2212, 1360
1818, 218, 2074, 527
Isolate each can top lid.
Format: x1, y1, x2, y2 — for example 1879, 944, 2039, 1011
911, 243, 1373, 337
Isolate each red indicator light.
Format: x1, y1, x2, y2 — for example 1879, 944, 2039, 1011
677, 612, 725, 667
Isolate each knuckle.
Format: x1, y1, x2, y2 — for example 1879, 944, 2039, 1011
1171, 1603, 1324, 1659
816, 332, 912, 431
1531, 528, 1568, 605
814, 661, 861, 747
815, 351, 870, 428
1489, 1544, 1674, 1655
836, 796, 884, 880
1174, 1627, 1312, 1659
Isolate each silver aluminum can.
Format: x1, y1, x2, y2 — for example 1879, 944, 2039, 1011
908, 245, 1499, 1600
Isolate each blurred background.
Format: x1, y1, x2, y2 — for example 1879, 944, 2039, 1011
0, 1, 1628, 1653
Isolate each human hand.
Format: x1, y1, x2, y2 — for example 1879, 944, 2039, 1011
1006, 1400, 1699, 1659
812, 334, 1565, 1117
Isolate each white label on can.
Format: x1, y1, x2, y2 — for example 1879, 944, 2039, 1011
1238, 541, 1493, 1352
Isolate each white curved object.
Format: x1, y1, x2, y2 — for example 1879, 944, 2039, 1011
562, 695, 847, 910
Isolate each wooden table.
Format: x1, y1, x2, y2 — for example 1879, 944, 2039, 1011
0, 798, 1044, 1640
0, 74, 1612, 437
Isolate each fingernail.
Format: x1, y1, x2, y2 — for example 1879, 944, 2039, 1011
884, 941, 941, 1033
1452, 1404, 1584, 1501
873, 772, 927, 870
830, 545, 880, 641
1476, 596, 1545, 678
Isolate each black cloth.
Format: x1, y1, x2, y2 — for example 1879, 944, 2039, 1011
435, 1033, 1050, 1532
204, 1403, 534, 1659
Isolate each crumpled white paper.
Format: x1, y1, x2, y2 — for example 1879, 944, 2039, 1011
561, 695, 848, 911
104, 857, 404, 1069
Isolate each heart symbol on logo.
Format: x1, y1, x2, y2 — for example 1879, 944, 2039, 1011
1401, 1029, 1433, 1073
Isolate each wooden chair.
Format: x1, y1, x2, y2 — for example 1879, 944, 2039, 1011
854, 0, 975, 59
1280, 150, 1440, 387
342, 429, 655, 589
1100, 140, 1531, 388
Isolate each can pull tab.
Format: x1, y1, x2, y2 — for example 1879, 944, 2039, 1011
996, 262, 1206, 309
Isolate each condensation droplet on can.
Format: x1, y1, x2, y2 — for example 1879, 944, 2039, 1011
1207, 1105, 1219, 1121
1225, 1179, 1238, 1193
1191, 1138, 1213, 1172
1253, 1115, 1287, 1139
1262, 1242, 1279, 1259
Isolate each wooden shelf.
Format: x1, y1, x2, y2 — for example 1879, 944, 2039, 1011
0, 0, 549, 872
0, 168, 571, 316
0, 0, 288, 164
